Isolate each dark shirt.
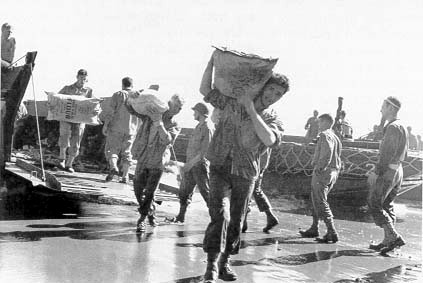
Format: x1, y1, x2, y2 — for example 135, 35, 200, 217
204, 89, 284, 180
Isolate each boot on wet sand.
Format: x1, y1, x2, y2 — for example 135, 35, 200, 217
168, 204, 188, 223
369, 225, 390, 251
380, 235, 405, 255
263, 209, 279, 233
379, 223, 405, 255
136, 215, 146, 233
315, 232, 338, 243
316, 218, 338, 243
204, 252, 219, 283
299, 226, 319, 238
218, 253, 238, 281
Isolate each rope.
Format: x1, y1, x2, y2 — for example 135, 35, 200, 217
29, 63, 46, 181
269, 142, 422, 181
10, 54, 27, 67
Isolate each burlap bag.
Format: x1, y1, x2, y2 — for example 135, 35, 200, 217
212, 46, 278, 99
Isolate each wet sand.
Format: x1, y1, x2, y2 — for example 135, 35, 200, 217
0, 189, 421, 282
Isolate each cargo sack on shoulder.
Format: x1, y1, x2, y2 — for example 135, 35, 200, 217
212, 46, 278, 99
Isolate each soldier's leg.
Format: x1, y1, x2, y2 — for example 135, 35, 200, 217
191, 162, 210, 205
380, 168, 406, 254
253, 173, 279, 233
300, 173, 320, 237
133, 164, 149, 232
104, 132, 121, 181
316, 170, 339, 243
203, 164, 231, 281
58, 121, 72, 168
66, 123, 85, 171
219, 174, 255, 281
170, 169, 196, 223
119, 134, 134, 183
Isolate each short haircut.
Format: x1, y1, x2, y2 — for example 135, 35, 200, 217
385, 96, 401, 111
171, 93, 185, 106
265, 72, 290, 95
2, 23, 12, 31
319, 113, 334, 126
77, 69, 88, 76
122, 77, 133, 88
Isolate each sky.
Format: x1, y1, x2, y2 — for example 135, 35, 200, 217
2, 0, 422, 137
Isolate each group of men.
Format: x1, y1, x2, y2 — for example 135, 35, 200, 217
305, 109, 353, 142
5, 21, 410, 281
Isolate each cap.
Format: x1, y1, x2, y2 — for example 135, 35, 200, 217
77, 69, 88, 76
192, 102, 209, 117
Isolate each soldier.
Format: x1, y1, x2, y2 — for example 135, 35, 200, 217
1, 23, 15, 70
199, 54, 289, 283
102, 77, 139, 183
339, 110, 353, 140
407, 126, 418, 150
169, 102, 213, 223
129, 94, 184, 233
299, 113, 342, 243
304, 110, 319, 142
367, 96, 408, 254
57, 69, 93, 173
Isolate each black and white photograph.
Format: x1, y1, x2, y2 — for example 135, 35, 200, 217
1, 1, 422, 282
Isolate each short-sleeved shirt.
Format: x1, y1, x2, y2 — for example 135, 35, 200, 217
376, 120, 408, 175
204, 89, 284, 180
131, 111, 180, 169
107, 89, 139, 136
186, 119, 214, 163
313, 129, 342, 171
59, 83, 93, 98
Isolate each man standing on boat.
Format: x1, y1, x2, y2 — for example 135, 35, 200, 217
367, 96, 408, 254
299, 113, 342, 243
57, 69, 93, 173
128, 94, 184, 232
102, 77, 139, 183
168, 102, 213, 223
199, 54, 289, 283
1, 23, 15, 71
304, 110, 319, 143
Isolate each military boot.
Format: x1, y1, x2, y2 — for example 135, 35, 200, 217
380, 223, 405, 255
203, 252, 219, 283
169, 204, 188, 223
299, 214, 319, 237
263, 209, 279, 233
136, 214, 146, 233
218, 253, 238, 281
369, 225, 390, 251
316, 218, 338, 243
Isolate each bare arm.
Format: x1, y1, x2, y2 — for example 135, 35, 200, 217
240, 96, 277, 147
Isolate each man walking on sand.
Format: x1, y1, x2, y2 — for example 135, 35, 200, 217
299, 113, 342, 243
367, 96, 408, 255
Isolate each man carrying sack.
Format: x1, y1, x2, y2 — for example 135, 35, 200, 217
199, 48, 290, 283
